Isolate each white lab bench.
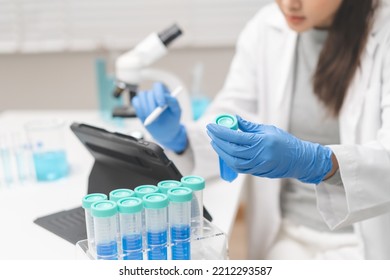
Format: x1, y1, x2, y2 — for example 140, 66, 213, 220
0, 110, 244, 260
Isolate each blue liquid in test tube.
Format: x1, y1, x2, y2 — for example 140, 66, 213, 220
143, 193, 169, 260
215, 114, 238, 182
109, 188, 135, 254
91, 200, 119, 260
117, 197, 144, 260
168, 187, 192, 260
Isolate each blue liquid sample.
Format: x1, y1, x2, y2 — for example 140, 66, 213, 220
122, 234, 143, 260
219, 157, 237, 182
96, 241, 118, 260
171, 225, 191, 260
0, 148, 13, 185
147, 231, 167, 260
33, 150, 68, 181
191, 96, 210, 120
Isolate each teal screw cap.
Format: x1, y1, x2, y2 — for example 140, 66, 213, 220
143, 193, 169, 209
181, 175, 205, 191
134, 185, 159, 199
157, 180, 182, 194
82, 193, 107, 209
215, 114, 238, 130
167, 187, 193, 203
117, 197, 143, 214
109, 188, 134, 202
91, 200, 117, 218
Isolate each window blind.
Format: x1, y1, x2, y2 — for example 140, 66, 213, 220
0, 0, 271, 53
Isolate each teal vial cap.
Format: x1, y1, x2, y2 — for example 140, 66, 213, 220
167, 187, 193, 203
109, 188, 134, 202
82, 193, 107, 209
117, 197, 143, 214
215, 114, 238, 130
157, 180, 182, 194
91, 200, 117, 218
181, 175, 205, 191
143, 193, 169, 209
134, 185, 159, 199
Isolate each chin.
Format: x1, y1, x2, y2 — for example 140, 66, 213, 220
287, 23, 312, 33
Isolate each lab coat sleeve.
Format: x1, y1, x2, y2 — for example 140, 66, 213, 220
316, 45, 390, 230
184, 11, 266, 179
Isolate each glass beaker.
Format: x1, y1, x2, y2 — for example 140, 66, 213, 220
25, 119, 69, 182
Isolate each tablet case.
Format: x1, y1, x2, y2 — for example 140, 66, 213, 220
34, 122, 211, 245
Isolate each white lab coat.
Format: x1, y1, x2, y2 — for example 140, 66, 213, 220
181, 2, 390, 259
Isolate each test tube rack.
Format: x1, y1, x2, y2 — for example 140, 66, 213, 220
76, 218, 228, 260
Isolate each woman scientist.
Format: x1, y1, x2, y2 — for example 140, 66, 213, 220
132, 0, 390, 259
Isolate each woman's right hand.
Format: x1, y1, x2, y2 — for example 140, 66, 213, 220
131, 82, 188, 153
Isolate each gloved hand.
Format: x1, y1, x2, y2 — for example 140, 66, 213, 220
131, 82, 187, 153
206, 115, 333, 184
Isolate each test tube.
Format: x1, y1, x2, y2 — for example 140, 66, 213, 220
11, 132, 34, 184
109, 188, 135, 255
117, 197, 143, 260
0, 134, 14, 186
134, 185, 159, 199
215, 114, 238, 182
167, 187, 192, 260
143, 193, 169, 260
181, 175, 205, 237
81, 193, 107, 258
157, 180, 182, 194
134, 185, 159, 236
109, 188, 135, 202
91, 200, 119, 260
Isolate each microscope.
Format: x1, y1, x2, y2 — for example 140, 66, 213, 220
112, 24, 192, 123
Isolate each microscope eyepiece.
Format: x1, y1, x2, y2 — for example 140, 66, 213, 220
113, 81, 127, 98
158, 24, 183, 47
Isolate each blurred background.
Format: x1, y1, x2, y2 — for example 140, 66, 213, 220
0, 0, 271, 111
0, 0, 272, 259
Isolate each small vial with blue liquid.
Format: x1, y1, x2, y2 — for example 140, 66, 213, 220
215, 114, 238, 182
0, 134, 14, 186
117, 197, 144, 260
167, 187, 193, 260
82, 193, 108, 258
12, 132, 34, 184
134, 185, 159, 245
181, 175, 205, 238
109, 188, 135, 255
91, 200, 119, 260
143, 193, 169, 260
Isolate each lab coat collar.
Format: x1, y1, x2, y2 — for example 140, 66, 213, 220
367, 0, 390, 56
263, 4, 289, 31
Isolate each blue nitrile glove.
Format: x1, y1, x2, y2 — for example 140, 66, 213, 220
206, 116, 333, 184
131, 82, 187, 153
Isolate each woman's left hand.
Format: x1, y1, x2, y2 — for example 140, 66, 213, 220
206, 115, 333, 184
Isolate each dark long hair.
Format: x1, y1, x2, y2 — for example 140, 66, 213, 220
313, 0, 379, 116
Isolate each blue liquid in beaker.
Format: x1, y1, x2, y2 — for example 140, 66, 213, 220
219, 157, 237, 182
171, 225, 191, 260
33, 150, 68, 181
96, 241, 118, 260
147, 231, 167, 260
122, 234, 143, 260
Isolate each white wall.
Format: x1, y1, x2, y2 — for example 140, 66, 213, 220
0, 47, 234, 111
